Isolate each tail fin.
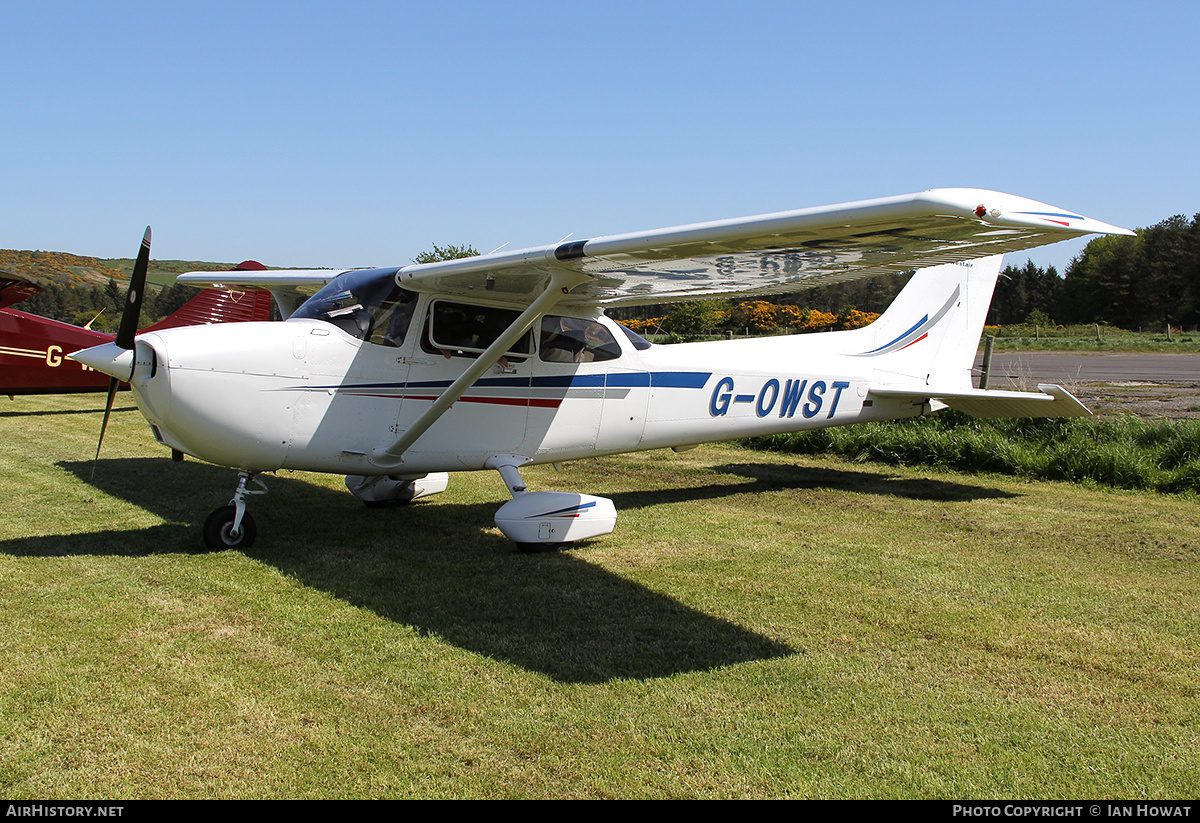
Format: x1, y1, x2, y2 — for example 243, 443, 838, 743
848, 254, 1002, 389
141, 287, 273, 333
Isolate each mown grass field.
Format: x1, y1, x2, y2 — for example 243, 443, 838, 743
647, 328, 1200, 353
1, 394, 1197, 798
986, 333, 1200, 354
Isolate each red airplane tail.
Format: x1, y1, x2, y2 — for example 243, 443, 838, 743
142, 287, 273, 332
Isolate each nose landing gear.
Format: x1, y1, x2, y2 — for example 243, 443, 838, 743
203, 471, 268, 550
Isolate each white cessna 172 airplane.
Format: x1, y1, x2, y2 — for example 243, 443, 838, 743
72, 188, 1133, 551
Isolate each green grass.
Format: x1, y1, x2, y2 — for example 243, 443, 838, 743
650, 329, 1200, 353
982, 326, 1200, 353
1, 395, 1198, 798
751, 412, 1200, 494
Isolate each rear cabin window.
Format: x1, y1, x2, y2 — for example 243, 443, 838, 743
539, 316, 621, 363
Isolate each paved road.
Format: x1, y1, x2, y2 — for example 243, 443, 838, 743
974, 352, 1200, 385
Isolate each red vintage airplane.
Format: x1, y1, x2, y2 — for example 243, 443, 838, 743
1, 262, 273, 396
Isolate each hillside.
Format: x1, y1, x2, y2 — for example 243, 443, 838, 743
0, 249, 235, 290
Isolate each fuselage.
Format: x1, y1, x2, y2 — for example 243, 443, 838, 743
122, 282, 923, 476
0, 308, 117, 394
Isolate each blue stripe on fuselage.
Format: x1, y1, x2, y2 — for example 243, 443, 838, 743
299, 371, 712, 393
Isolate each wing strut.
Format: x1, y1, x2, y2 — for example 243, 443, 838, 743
369, 268, 588, 469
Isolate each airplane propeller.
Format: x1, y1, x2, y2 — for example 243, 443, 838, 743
92, 226, 151, 475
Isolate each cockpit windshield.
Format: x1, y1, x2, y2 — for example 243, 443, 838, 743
290, 267, 417, 347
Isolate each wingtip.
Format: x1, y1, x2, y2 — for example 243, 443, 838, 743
923, 189, 1135, 238
1076, 219, 1136, 238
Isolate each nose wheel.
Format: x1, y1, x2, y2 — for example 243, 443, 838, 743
203, 505, 257, 549
203, 471, 267, 550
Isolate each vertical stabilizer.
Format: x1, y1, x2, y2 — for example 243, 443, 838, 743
851, 255, 1002, 390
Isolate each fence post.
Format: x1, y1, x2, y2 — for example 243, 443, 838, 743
980, 335, 995, 389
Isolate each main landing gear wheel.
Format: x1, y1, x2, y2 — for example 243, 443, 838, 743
203, 505, 257, 550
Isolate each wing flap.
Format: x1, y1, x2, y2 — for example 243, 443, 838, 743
870, 383, 1092, 418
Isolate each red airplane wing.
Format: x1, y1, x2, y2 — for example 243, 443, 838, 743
0, 273, 44, 310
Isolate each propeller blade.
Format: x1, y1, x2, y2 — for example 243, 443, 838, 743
115, 226, 151, 352
92, 377, 121, 481
91, 226, 151, 477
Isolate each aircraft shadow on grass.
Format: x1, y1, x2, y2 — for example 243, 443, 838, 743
10, 456, 1015, 683
8, 457, 796, 683
0, 404, 140, 419
705, 462, 1020, 503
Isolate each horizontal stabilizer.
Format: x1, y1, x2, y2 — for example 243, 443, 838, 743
870, 383, 1092, 418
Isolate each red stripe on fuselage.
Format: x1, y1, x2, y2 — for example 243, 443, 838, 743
352, 392, 563, 409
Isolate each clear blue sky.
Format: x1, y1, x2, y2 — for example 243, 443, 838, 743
2, 1, 1195, 276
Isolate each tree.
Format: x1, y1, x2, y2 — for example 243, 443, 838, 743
412, 244, 479, 264
104, 278, 123, 313
729, 300, 780, 334
991, 261, 1063, 326
1140, 214, 1200, 327
1061, 213, 1200, 329
662, 300, 726, 339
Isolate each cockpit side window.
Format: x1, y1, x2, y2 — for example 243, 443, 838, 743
290, 268, 417, 347
365, 290, 418, 348
421, 300, 534, 360
539, 316, 622, 363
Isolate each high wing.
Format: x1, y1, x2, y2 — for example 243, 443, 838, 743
177, 188, 1133, 310
400, 188, 1132, 307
